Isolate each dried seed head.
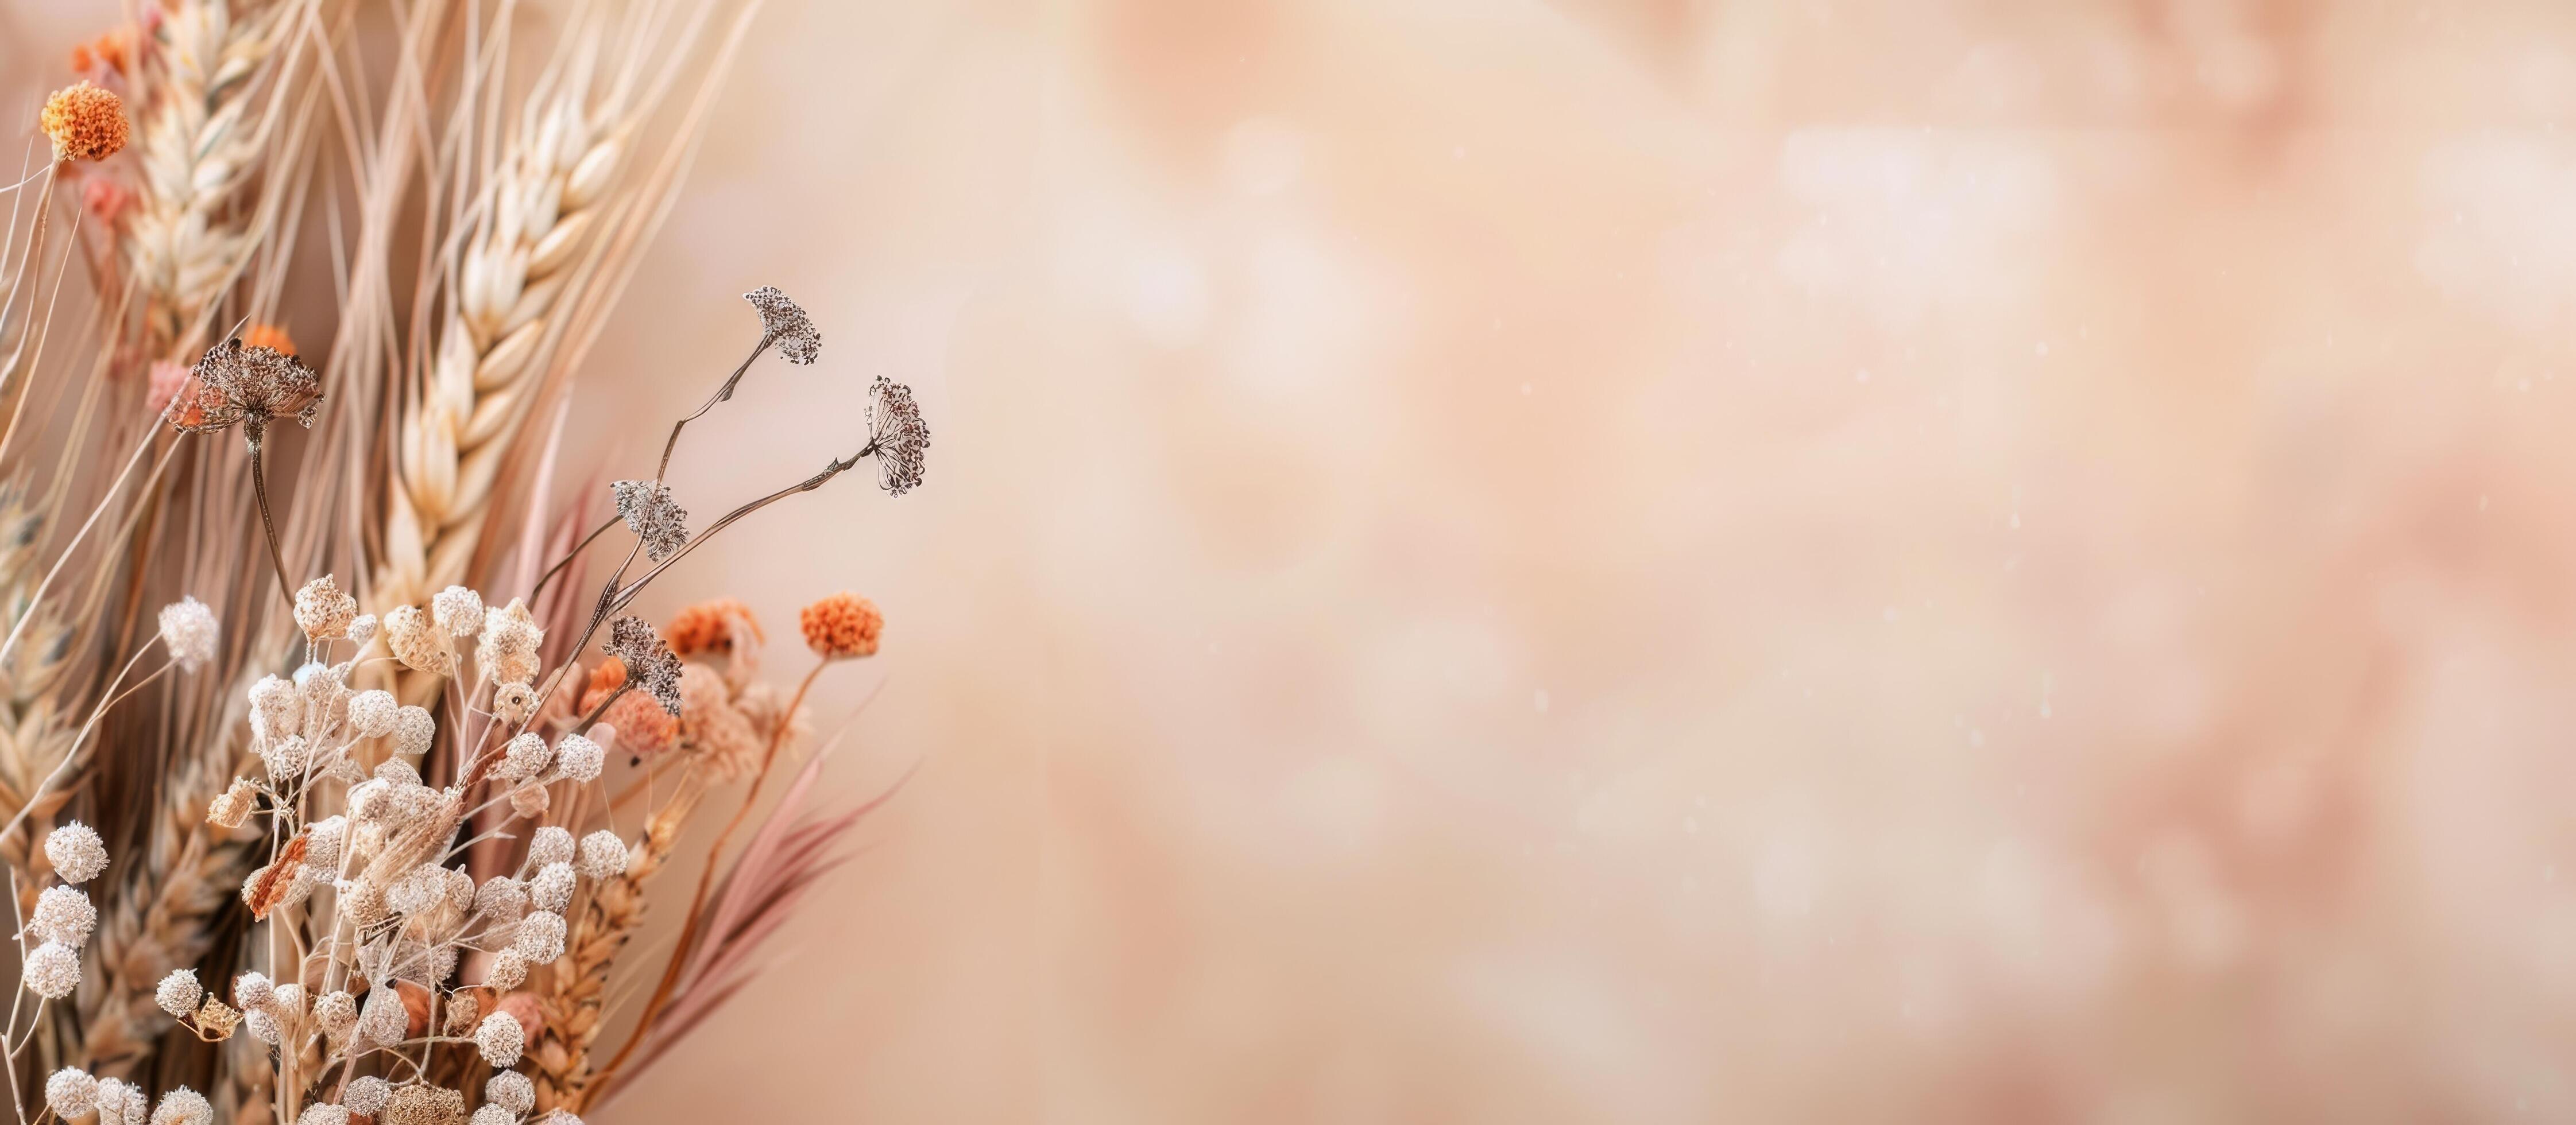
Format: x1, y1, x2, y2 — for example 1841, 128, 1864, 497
496, 732, 551, 782
234, 972, 274, 1013
295, 575, 358, 640
155, 969, 202, 1017
384, 605, 454, 676
485, 1070, 535, 1115
508, 782, 549, 817
484, 948, 528, 991
244, 1009, 280, 1045
432, 585, 485, 639
476, 875, 529, 922
393, 704, 438, 757
22, 941, 76, 998
381, 1084, 466, 1125
349, 689, 399, 736
260, 734, 310, 782
443, 992, 480, 1036
314, 990, 357, 1038
611, 479, 690, 562
168, 338, 323, 437
94, 1079, 138, 1125
492, 681, 537, 724
476, 599, 543, 684
799, 592, 883, 659
528, 827, 575, 869
40, 82, 125, 162
148, 1087, 211, 1125
46, 1068, 97, 1119
158, 597, 218, 672
388, 863, 448, 916
338, 879, 389, 925
865, 374, 930, 495
579, 829, 629, 879
307, 816, 347, 871
469, 1107, 513, 1125
513, 910, 566, 963
194, 997, 241, 1039
44, 822, 106, 883
530, 863, 575, 913
30, 885, 95, 947
554, 732, 605, 782
298, 1105, 350, 1125
605, 615, 684, 715
344, 1077, 390, 1116
249, 674, 303, 740
348, 613, 379, 645
207, 778, 257, 829
474, 1010, 525, 1066
273, 982, 305, 1017
744, 285, 820, 363
357, 987, 407, 1046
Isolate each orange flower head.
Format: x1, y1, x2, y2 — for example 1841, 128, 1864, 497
798, 592, 882, 660
241, 324, 296, 357
68, 44, 94, 74
665, 598, 763, 658
39, 82, 126, 163
586, 656, 626, 697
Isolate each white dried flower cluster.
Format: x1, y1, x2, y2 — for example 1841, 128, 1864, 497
554, 732, 604, 782
150, 1087, 211, 1125
295, 574, 358, 641
45, 821, 106, 883
348, 688, 399, 736
476, 598, 544, 685
470, 1108, 516, 1125
344, 1077, 390, 1116
579, 829, 628, 879
530, 863, 575, 912
23, 940, 77, 998
297, 1105, 351, 1125
95, 1079, 146, 1125
30, 885, 95, 945
497, 732, 551, 781
383, 604, 452, 675
433, 584, 485, 638
155, 969, 201, 1017
47, 1067, 96, 1118
474, 1010, 525, 1066
157, 596, 218, 672
528, 826, 574, 868
485, 1071, 535, 1115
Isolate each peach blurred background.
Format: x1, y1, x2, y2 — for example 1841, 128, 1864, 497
23, 0, 2576, 1120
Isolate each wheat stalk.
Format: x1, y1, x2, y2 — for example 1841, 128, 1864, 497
122, 0, 316, 358
527, 777, 697, 1115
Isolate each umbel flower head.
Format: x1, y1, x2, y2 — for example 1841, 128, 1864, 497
610, 479, 689, 561
605, 615, 684, 715
157, 597, 218, 672
39, 82, 126, 162
864, 375, 929, 496
167, 337, 322, 439
744, 285, 819, 364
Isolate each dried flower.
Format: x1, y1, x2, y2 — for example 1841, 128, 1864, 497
167, 338, 323, 437
800, 591, 883, 659
514, 910, 566, 963
336, 879, 389, 925
348, 612, 379, 645
384, 604, 454, 675
94, 1079, 141, 1125
496, 732, 551, 782
484, 948, 528, 991
605, 615, 684, 714
148, 360, 192, 419
156, 969, 202, 1017
554, 731, 606, 782
485, 1071, 535, 1116
388, 863, 448, 916
314, 990, 357, 1038
23, 941, 77, 998
30, 885, 94, 947
443, 991, 480, 1036
507, 782, 549, 817
349, 689, 399, 736
745, 285, 820, 364
40, 82, 125, 162
207, 778, 256, 829
476, 876, 528, 922
307, 816, 347, 871
469, 1107, 513, 1125
233, 971, 274, 1013
474, 1010, 526, 1066
381, 1084, 465, 1125
865, 375, 930, 495
599, 693, 677, 761
538, 1110, 585, 1125
477, 598, 543, 684
249, 673, 303, 740
357, 986, 405, 1046
149, 1087, 211, 1125
528, 827, 575, 869
295, 575, 358, 640
299, 1106, 350, 1125
195, 996, 241, 1039
244, 1008, 280, 1045
158, 597, 217, 672
493, 680, 536, 724
45, 821, 106, 883
678, 664, 762, 779
579, 829, 629, 879
433, 585, 485, 638
666, 597, 763, 657
344, 1077, 390, 1116
393, 704, 437, 757
530, 862, 575, 913
47, 1068, 97, 1119
612, 479, 690, 561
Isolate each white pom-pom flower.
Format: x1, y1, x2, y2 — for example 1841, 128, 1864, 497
30, 885, 95, 947
578, 830, 629, 879
347, 689, 399, 738
24, 941, 78, 998
470, 1108, 516, 1125
486, 1070, 536, 1115
528, 826, 574, 869
45, 1067, 96, 1118
476, 875, 528, 922
149, 1085, 210, 1125
515, 910, 567, 963
552, 732, 604, 781
530, 863, 575, 913
233, 971, 274, 1012
392, 705, 437, 757
497, 732, 551, 781
44, 822, 106, 883
475, 1010, 526, 1066
343, 1076, 390, 1116
434, 585, 486, 638
156, 969, 202, 1017
157, 598, 217, 672
296, 1105, 350, 1125
307, 816, 347, 871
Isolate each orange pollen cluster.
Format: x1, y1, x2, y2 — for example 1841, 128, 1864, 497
241, 324, 297, 356
664, 598, 763, 657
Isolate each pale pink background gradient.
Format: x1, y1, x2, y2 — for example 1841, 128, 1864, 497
18, 0, 2576, 1120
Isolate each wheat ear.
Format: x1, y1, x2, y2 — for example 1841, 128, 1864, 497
123, 0, 312, 356
527, 777, 699, 1114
